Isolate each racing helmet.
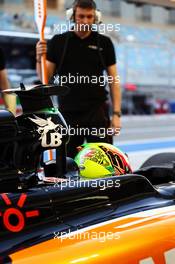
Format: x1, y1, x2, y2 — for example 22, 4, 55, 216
74, 143, 132, 179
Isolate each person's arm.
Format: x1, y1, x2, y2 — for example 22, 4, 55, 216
0, 69, 16, 114
36, 40, 56, 82
107, 63, 121, 133
0, 69, 10, 91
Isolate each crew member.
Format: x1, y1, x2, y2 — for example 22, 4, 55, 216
36, 0, 121, 157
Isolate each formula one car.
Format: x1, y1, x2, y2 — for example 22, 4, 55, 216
1, 84, 175, 264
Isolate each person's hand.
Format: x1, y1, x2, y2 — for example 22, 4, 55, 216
111, 115, 121, 135
3, 93, 16, 115
36, 40, 47, 62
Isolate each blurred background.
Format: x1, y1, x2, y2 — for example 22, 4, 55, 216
0, 0, 175, 168
0, 0, 175, 114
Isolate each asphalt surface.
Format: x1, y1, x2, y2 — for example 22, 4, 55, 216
114, 114, 175, 170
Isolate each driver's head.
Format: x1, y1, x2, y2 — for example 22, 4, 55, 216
74, 143, 132, 179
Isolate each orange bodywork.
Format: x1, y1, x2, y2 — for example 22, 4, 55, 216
10, 205, 175, 264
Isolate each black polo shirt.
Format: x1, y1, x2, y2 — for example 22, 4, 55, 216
47, 31, 116, 111
0, 47, 5, 70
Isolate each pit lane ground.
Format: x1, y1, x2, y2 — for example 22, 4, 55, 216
116, 114, 175, 170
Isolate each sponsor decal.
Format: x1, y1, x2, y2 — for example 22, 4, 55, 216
0, 193, 39, 232
29, 115, 63, 147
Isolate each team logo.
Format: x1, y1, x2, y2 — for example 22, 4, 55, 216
29, 115, 63, 148
0, 193, 39, 232
88, 45, 103, 51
